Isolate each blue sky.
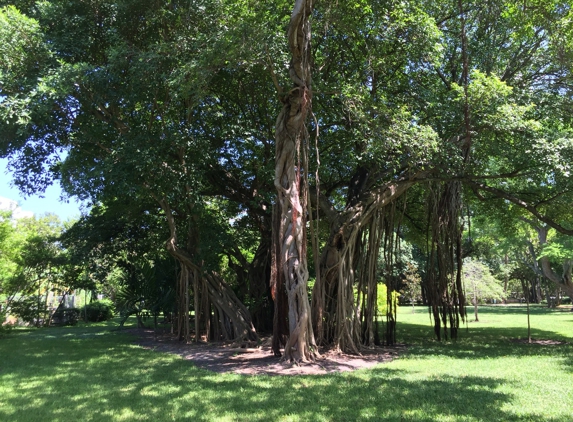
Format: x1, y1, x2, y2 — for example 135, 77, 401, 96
0, 157, 86, 221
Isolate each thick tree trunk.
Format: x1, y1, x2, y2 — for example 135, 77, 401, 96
193, 268, 200, 342
503, 254, 509, 303
271, 203, 289, 356
473, 286, 479, 322
272, 0, 317, 362
558, 267, 573, 306
177, 265, 190, 341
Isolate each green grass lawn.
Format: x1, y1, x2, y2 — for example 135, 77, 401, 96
1, 305, 571, 421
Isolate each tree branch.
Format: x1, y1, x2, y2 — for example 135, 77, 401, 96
466, 179, 573, 235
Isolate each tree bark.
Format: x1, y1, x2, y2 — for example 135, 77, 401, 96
273, 0, 317, 362
271, 202, 289, 356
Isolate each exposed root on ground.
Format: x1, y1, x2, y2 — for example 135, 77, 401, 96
128, 328, 406, 376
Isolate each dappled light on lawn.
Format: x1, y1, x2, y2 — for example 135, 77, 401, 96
0, 306, 571, 421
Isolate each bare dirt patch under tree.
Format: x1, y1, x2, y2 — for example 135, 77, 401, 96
128, 328, 406, 376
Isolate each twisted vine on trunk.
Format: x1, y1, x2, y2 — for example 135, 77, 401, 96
272, 0, 317, 362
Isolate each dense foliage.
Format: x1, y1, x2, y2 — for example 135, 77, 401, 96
1, 0, 573, 352
80, 300, 114, 322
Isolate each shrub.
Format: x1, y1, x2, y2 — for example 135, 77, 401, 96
0, 311, 14, 337
80, 300, 114, 322
354, 283, 400, 316
51, 308, 80, 326
9, 296, 49, 326
377, 283, 400, 315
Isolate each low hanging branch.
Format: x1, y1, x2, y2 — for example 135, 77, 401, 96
272, 0, 318, 362
466, 179, 573, 236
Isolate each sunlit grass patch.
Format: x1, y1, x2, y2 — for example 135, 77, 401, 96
0, 307, 571, 421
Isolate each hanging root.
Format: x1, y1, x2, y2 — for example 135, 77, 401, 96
426, 181, 466, 340
312, 178, 419, 353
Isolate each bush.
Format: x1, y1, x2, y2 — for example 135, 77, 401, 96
353, 283, 400, 316
377, 283, 400, 315
80, 300, 114, 322
51, 308, 80, 326
0, 311, 14, 337
9, 296, 49, 326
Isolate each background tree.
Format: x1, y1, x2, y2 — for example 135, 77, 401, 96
401, 263, 422, 313
0, 213, 80, 326
463, 258, 505, 322
0, 0, 272, 341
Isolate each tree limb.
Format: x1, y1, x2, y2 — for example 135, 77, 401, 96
465, 179, 573, 235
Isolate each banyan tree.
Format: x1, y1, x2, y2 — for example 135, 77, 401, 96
4, 0, 573, 359
271, 0, 471, 357
272, 0, 319, 361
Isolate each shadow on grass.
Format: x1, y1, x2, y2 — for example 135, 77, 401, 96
395, 318, 573, 375
1, 312, 571, 421
466, 305, 569, 314
0, 328, 517, 422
